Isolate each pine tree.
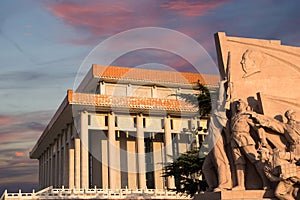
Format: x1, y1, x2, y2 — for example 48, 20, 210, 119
163, 149, 207, 196
163, 82, 212, 196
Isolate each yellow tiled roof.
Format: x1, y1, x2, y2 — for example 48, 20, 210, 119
92, 64, 218, 86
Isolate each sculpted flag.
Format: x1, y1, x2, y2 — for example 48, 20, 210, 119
199, 79, 227, 158
215, 32, 300, 120
215, 32, 300, 151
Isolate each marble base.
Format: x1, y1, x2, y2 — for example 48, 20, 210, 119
194, 190, 276, 200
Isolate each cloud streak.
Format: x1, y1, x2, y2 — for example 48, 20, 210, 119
43, 0, 230, 73
47, 0, 162, 45
111, 49, 193, 71
161, 0, 231, 17
0, 110, 53, 194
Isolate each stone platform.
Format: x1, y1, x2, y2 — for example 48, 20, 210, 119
194, 190, 276, 200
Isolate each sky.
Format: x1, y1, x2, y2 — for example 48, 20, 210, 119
1, 0, 300, 194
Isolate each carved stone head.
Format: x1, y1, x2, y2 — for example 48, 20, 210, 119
240, 49, 262, 78
285, 109, 297, 122
236, 99, 247, 112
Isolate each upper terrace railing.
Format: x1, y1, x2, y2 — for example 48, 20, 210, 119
1, 187, 191, 200
69, 91, 198, 112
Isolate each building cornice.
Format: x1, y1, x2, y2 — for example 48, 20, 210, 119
69, 90, 198, 112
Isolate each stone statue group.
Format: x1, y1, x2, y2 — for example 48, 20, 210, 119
202, 50, 300, 200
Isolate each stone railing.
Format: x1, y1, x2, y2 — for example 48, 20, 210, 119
1, 187, 191, 200
0, 189, 37, 200
69, 91, 197, 113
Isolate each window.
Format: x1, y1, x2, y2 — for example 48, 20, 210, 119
96, 84, 100, 94
115, 116, 118, 127
105, 116, 108, 126
161, 119, 165, 129
88, 115, 91, 126
188, 120, 192, 130
170, 119, 174, 130
134, 117, 137, 128
143, 118, 146, 128
172, 134, 179, 156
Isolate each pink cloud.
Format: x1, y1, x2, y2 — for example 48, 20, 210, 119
0, 111, 51, 143
161, 0, 231, 17
111, 49, 197, 73
49, 1, 132, 33
46, 1, 162, 45
0, 111, 52, 192
15, 152, 24, 157
0, 115, 12, 124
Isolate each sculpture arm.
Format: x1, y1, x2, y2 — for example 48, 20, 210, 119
248, 119, 268, 147
252, 113, 285, 134
264, 165, 282, 182
257, 127, 267, 147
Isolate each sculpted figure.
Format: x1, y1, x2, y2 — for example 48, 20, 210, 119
249, 109, 300, 199
230, 99, 269, 190
202, 80, 232, 192
264, 149, 300, 200
240, 49, 262, 78
202, 134, 232, 192
253, 109, 300, 156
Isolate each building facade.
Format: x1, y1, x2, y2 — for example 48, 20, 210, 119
30, 65, 219, 191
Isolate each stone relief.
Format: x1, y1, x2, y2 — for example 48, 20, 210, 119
240, 49, 263, 78
204, 98, 300, 199
251, 110, 300, 199
202, 48, 300, 199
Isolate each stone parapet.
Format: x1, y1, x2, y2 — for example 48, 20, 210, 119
1, 187, 191, 200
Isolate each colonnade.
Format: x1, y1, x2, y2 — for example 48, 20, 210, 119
38, 111, 196, 190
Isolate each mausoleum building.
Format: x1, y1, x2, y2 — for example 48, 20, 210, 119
29, 65, 219, 191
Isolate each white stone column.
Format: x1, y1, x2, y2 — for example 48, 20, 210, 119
50, 146, 53, 186
127, 140, 137, 189
153, 142, 163, 189
58, 134, 62, 187
49, 146, 53, 186
40, 154, 43, 189
69, 139, 75, 189
164, 115, 175, 188
39, 153, 44, 189
63, 128, 69, 187
39, 158, 41, 189
48, 147, 51, 187
127, 84, 132, 96
136, 113, 146, 189
54, 140, 58, 187
43, 152, 46, 188
75, 136, 81, 188
151, 85, 157, 98
46, 149, 49, 187
80, 111, 89, 189
100, 81, 105, 95
41, 153, 44, 188
52, 142, 56, 187
108, 112, 119, 189
46, 147, 51, 187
